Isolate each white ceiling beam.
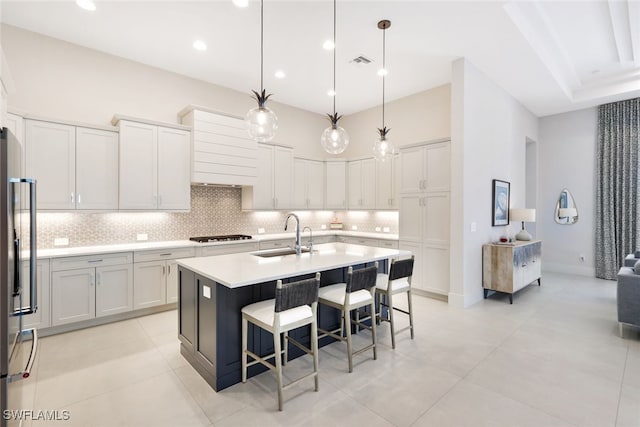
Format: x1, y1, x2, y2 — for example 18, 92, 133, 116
627, 0, 640, 64
607, 0, 633, 63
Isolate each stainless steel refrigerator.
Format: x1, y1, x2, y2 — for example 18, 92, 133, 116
1, 127, 38, 427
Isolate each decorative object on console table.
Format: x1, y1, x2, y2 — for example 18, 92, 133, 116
491, 179, 510, 226
510, 208, 536, 241
482, 240, 542, 304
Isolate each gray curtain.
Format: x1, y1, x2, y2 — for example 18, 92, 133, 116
595, 98, 640, 279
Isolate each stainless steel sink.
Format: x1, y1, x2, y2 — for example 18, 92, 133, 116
251, 248, 311, 258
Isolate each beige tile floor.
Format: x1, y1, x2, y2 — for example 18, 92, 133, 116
25, 272, 640, 427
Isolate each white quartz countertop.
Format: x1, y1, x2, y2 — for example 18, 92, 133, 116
176, 242, 410, 288
33, 231, 399, 259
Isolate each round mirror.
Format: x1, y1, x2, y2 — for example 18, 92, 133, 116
554, 188, 578, 225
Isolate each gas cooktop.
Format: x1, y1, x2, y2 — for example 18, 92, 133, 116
189, 234, 253, 243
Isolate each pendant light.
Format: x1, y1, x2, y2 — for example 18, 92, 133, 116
320, 0, 349, 154
245, 0, 277, 142
372, 19, 395, 161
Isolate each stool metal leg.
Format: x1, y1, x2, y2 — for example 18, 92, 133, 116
241, 315, 248, 383
345, 309, 353, 373
408, 289, 414, 340
311, 317, 319, 391
370, 299, 377, 360
274, 330, 284, 411
388, 291, 396, 349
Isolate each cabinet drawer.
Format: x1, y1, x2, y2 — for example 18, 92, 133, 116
312, 235, 335, 244
338, 236, 380, 247
378, 240, 399, 249
196, 242, 258, 257
51, 252, 133, 271
259, 239, 292, 250
134, 247, 196, 263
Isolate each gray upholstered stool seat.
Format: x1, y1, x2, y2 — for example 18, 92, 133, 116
317, 264, 378, 373
375, 256, 415, 349
241, 273, 320, 411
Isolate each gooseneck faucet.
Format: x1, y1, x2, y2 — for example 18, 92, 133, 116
302, 226, 313, 252
284, 213, 302, 255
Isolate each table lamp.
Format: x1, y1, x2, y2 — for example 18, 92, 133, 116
510, 208, 536, 241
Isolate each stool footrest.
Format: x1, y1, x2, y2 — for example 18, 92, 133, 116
245, 349, 281, 371
287, 336, 313, 356
282, 370, 319, 392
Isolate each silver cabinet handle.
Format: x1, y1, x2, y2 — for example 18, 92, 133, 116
88, 259, 103, 263
163, 265, 166, 275
159, 253, 172, 256
78, 194, 81, 204
90, 274, 95, 286
8, 329, 38, 383
97, 273, 101, 285
168, 265, 171, 275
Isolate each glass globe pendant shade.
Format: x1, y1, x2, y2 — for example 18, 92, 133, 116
321, 125, 349, 154
245, 106, 277, 142
372, 136, 395, 161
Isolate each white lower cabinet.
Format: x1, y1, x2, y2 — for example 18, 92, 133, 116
195, 242, 259, 257
133, 246, 196, 308
51, 253, 133, 327
21, 259, 50, 330
336, 236, 398, 249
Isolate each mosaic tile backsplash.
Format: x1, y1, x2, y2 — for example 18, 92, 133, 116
35, 186, 399, 249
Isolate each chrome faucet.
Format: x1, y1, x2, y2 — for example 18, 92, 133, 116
284, 213, 302, 255
302, 226, 313, 252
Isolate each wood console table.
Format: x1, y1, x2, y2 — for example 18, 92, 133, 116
482, 240, 542, 304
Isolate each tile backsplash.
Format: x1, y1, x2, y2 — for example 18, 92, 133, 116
35, 186, 398, 249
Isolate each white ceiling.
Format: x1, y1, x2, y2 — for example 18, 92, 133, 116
2, 0, 640, 117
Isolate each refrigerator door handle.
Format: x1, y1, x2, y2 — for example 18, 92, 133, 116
10, 178, 37, 316
8, 328, 38, 383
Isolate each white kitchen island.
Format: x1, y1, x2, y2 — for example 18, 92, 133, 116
176, 243, 409, 391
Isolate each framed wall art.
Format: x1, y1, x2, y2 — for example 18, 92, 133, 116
492, 179, 510, 226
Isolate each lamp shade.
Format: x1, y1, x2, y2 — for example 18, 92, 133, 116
510, 208, 536, 223
558, 208, 577, 218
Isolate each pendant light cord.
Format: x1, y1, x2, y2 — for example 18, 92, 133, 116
333, 0, 336, 115
261, 0, 264, 93
382, 25, 386, 129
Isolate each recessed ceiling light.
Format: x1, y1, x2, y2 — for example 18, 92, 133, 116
377, 68, 388, 77
193, 40, 207, 52
76, 0, 96, 11
274, 70, 286, 79
327, 89, 336, 97
233, 0, 249, 7
323, 40, 335, 50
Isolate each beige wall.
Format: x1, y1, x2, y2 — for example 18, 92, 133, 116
1, 24, 328, 159
339, 84, 451, 158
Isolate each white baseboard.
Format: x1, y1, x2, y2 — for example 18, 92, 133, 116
543, 262, 595, 277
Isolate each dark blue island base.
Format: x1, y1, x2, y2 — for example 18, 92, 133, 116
178, 261, 385, 392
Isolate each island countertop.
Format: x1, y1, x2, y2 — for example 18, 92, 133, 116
176, 242, 410, 288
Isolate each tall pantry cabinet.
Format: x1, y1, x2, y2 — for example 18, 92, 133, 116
399, 140, 451, 296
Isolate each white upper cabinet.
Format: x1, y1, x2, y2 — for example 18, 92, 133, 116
117, 118, 190, 211
76, 127, 118, 210
293, 158, 324, 209
375, 154, 400, 209
242, 144, 293, 210
348, 158, 376, 210
399, 141, 450, 194
325, 161, 346, 210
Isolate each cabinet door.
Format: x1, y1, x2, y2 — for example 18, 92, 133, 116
325, 161, 346, 209
21, 259, 50, 330
166, 261, 179, 304
347, 161, 362, 208
25, 120, 76, 210
96, 264, 133, 317
423, 246, 449, 295
51, 267, 95, 326
376, 156, 393, 209
119, 121, 158, 210
76, 127, 119, 210
252, 144, 274, 209
392, 154, 401, 209
423, 192, 450, 245
292, 158, 307, 209
399, 146, 424, 194
133, 260, 167, 309
360, 158, 376, 209
399, 194, 423, 242
425, 142, 450, 192
157, 127, 191, 210
273, 146, 293, 209
306, 160, 325, 209
399, 241, 424, 291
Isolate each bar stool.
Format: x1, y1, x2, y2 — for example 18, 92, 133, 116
317, 263, 378, 373
376, 256, 415, 349
241, 273, 320, 411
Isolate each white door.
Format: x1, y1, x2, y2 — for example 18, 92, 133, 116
376, 156, 393, 209
292, 158, 307, 209
166, 261, 179, 304
133, 261, 167, 309
51, 268, 95, 326
273, 146, 293, 209
347, 160, 361, 208
25, 120, 76, 210
425, 142, 450, 192
306, 160, 324, 209
157, 127, 191, 210
76, 127, 119, 210
399, 194, 423, 242
253, 144, 274, 209
360, 158, 376, 209
423, 192, 450, 245
423, 246, 449, 295
399, 146, 425, 194
21, 260, 50, 330
119, 121, 158, 210
96, 264, 133, 317
325, 161, 346, 209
